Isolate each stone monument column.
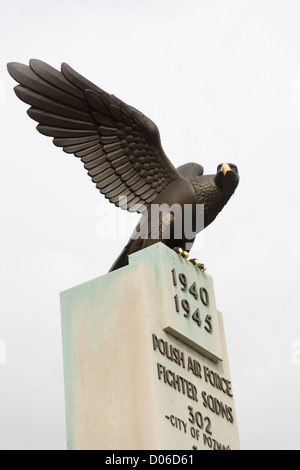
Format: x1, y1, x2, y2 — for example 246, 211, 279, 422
61, 243, 240, 450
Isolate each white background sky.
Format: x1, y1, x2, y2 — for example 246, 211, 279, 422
1, 0, 300, 450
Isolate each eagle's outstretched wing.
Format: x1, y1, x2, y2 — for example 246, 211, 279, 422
7, 60, 181, 213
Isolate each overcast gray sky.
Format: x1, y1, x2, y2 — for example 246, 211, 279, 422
1, 0, 300, 450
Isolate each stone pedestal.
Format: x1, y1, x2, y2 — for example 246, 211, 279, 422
60, 243, 240, 450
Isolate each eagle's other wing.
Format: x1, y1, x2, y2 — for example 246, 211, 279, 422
7, 60, 181, 213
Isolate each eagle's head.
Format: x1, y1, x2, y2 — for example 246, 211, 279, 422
215, 163, 239, 196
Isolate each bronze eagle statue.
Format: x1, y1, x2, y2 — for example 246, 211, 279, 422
7, 60, 239, 271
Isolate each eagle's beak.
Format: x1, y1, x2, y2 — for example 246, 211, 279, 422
221, 163, 231, 175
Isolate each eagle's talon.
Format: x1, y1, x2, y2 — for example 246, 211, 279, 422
173, 246, 183, 256
173, 247, 189, 259
189, 258, 206, 272
189, 258, 199, 267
